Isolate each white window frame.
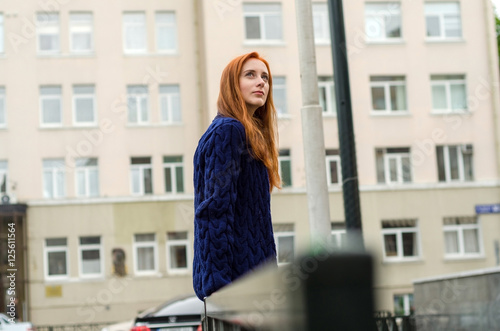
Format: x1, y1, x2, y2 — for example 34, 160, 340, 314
78, 236, 104, 278
365, 2, 402, 42
155, 11, 177, 54
425, 2, 462, 41
75, 158, 99, 197
130, 159, 153, 195
159, 85, 181, 124
443, 220, 483, 259
40, 86, 63, 128
274, 231, 295, 266
36, 12, 60, 54
166, 232, 190, 274
370, 78, 408, 114
384, 151, 411, 185
43, 159, 66, 198
123, 12, 147, 54
0, 160, 8, 195
243, 3, 283, 44
133, 234, 159, 276
0, 86, 6, 128
318, 78, 336, 116
69, 12, 94, 54
325, 154, 341, 186
44, 238, 69, 280
381, 223, 421, 262
312, 3, 330, 45
331, 229, 346, 249
431, 77, 467, 113
278, 151, 292, 188
163, 157, 184, 194
127, 86, 149, 124
437, 145, 473, 182
72, 85, 96, 126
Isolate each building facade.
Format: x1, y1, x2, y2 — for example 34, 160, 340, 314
0, 0, 499, 324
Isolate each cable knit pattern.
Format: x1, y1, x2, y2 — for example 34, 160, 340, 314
193, 115, 277, 300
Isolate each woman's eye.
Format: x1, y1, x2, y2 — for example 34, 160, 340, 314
246, 72, 254, 77
262, 76, 269, 82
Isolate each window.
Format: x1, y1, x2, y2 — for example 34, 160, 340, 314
425, 2, 462, 39
273, 76, 287, 116
163, 156, 184, 193
0, 160, 7, 195
43, 159, 66, 198
312, 3, 330, 44
75, 158, 99, 197
274, 224, 295, 265
156, 12, 177, 53
133, 233, 157, 274
0, 87, 5, 127
69, 13, 93, 53
243, 3, 283, 42
370, 76, 407, 113
40, 86, 62, 126
318, 77, 336, 115
382, 219, 420, 261
166, 232, 189, 274
326, 149, 341, 186
159, 85, 181, 124
127, 85, 149, 124
376, 148, 412, 184
79, 236, 102, 277
431, 75, 467, 112
36, 13, 60, 53
365, 3, 402, 41
436, 145, 473, 182
394, 294, 414, 315
278, 149, 292, 187
0, 14, 4, 53
331, 222, 346, 249
73, 85, 96, 125
44, 238, 68, 279
443, 216, 482, 258
131, 157, 153, 195
123, 12, 147, 53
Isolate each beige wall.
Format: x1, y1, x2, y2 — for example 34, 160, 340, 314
0, 0, 498, 324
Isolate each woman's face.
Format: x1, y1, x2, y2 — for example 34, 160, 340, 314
239, 58, 270, 115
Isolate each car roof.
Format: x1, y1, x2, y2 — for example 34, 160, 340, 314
138, 295, 203, 318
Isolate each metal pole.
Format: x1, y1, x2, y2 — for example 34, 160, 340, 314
295, 0, 332, 249
327, 0, 364, 250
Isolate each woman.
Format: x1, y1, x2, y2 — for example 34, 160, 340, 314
193, 52, 281, 300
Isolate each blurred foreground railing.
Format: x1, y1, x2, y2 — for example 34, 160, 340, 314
203, 253, 377, 330
35, 323, 112, 331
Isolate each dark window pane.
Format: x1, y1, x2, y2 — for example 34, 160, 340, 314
281, 160, 292, 187
372, 87, 386, 110
402, 232, 417, 256
384, 234, 397, 256
164, 167, 172, 192
48, 251, 67, 275
176, 166, 184, 193
144, 168, 153, 194
245, 17, 261, 39
436, 146, 446, 181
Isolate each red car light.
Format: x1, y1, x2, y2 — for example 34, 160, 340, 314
130, 326, 151, 331
196, 325, 202, 331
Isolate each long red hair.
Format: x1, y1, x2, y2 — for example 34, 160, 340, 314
217, 52, 281, 191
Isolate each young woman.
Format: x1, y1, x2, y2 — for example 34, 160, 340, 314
193, 52, 281, 300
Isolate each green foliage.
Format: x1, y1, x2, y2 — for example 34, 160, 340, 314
496, 12, 500, 58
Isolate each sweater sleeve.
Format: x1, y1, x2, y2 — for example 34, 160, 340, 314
193, 121, 244, 300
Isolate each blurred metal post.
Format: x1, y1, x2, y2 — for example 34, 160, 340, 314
327, 0, 364, 249
295, 0, 331, 249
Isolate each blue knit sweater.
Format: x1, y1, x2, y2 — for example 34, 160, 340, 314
193, 115, 277, 300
